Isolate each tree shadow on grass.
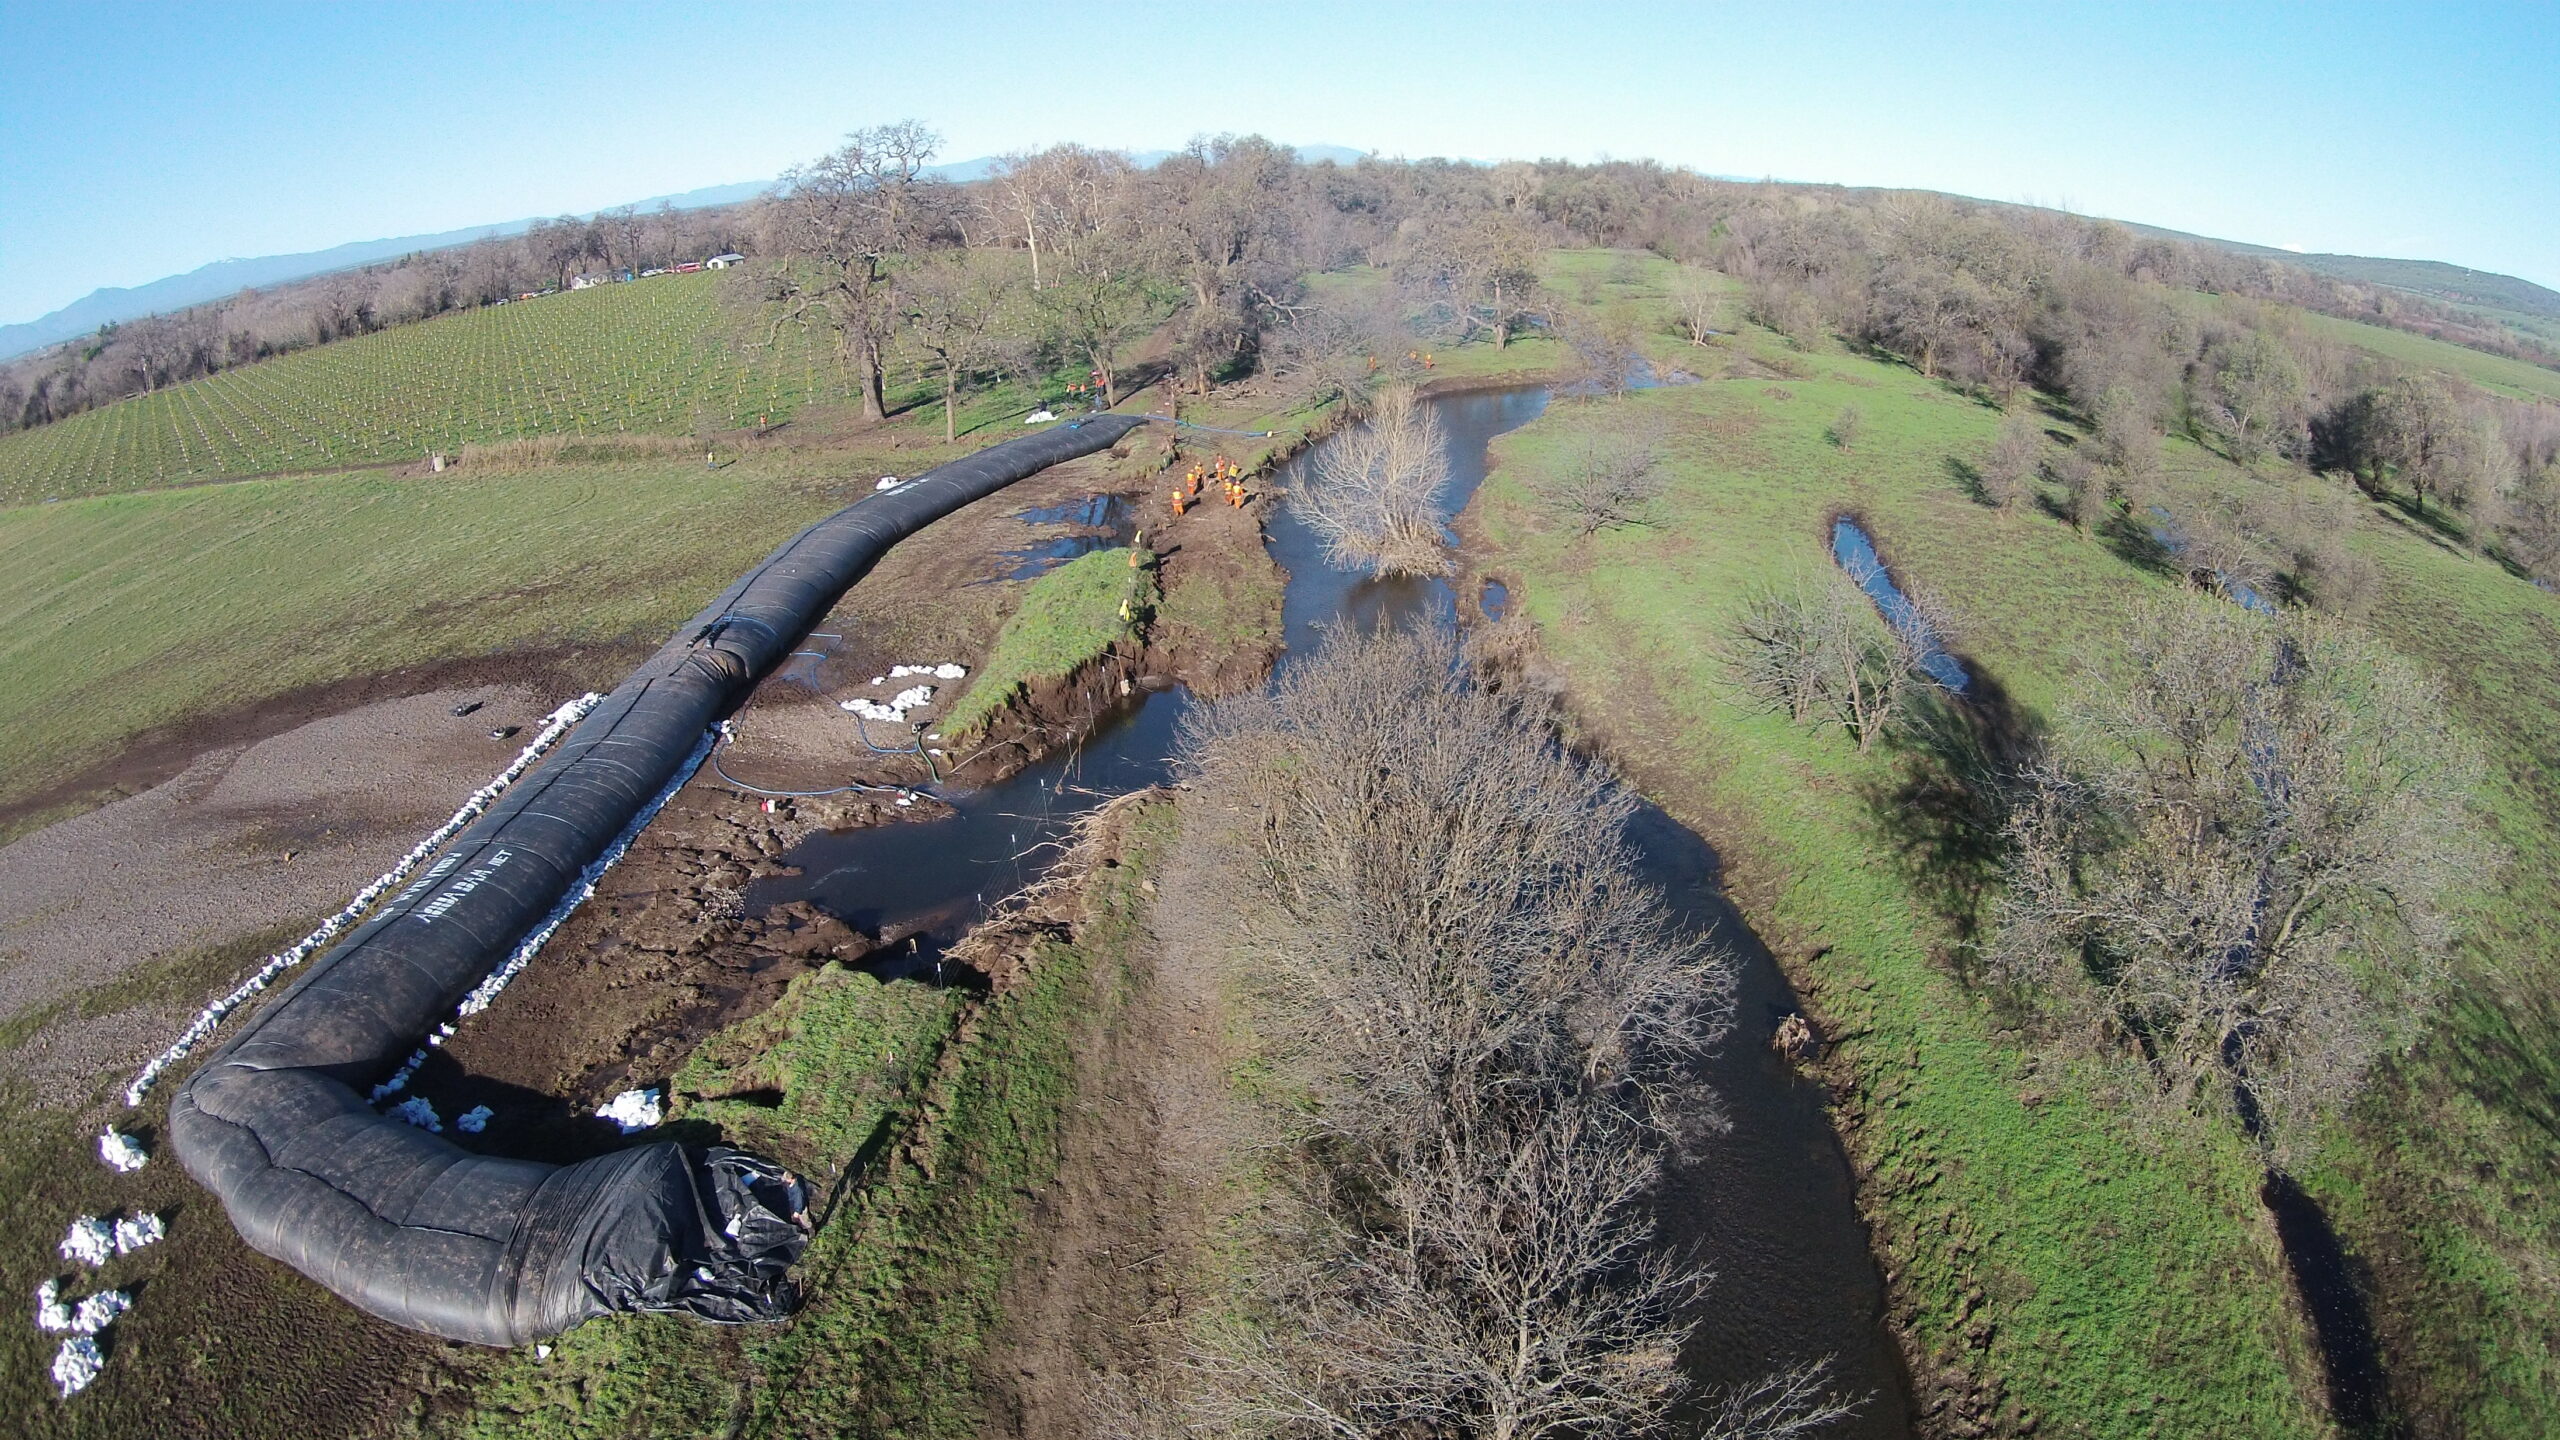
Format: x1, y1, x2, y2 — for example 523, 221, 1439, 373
2262, 1170, 2401, 1437
2437, 965, 2560, 1158
2371, 495, 2473, 556
2099, 505, 2180, 576
1858, 670, 2043, 985
1944, 455, 1990, 505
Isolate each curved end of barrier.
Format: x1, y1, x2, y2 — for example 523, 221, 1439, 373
168, 413, 1145, 1346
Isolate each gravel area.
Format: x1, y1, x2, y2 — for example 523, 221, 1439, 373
0, 683, 564, 1077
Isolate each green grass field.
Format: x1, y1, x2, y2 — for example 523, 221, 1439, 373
2281, 304, 2560, 402
937, 545, 1154, 739
0, 451, 877, 826
0, 272, 864, 502
1472, 311, 2560, 1433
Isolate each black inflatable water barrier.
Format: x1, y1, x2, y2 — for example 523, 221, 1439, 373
170, 414, 1148, 1346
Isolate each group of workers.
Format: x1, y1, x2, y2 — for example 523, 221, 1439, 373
1065, 369, 1110, 407
1170, 455, 1249, 516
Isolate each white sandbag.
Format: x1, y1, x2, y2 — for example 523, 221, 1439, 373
58, 1217, 114, 1268
112, 1214, 165, 1256
595, 1088, 663, 1134
98, 1128, 147, 1173
52, 1334, 105, 1396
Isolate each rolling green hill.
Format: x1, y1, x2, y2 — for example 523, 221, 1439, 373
0, 272, 860, 505
2291, 307, 2560, 402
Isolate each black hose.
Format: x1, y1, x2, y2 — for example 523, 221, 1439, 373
706, 751, 920, 802
169, 413, 1147, 1347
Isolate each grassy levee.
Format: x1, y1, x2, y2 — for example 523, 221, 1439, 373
449, 801, 1173, 1439
937, 544, 1155, 740
1471, 318, 2560, 1433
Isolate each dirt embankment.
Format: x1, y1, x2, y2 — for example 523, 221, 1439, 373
716, 423, 1284, 793
974, 797, 1253, 1438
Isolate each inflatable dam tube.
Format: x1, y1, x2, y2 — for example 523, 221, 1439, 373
169, 414, 1149, 1346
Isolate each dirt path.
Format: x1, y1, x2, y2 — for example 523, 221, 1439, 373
978, 807, 1251, 1438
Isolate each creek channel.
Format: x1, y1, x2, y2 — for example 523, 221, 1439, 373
755, 387, 1913, 1433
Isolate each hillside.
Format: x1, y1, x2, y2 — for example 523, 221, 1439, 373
1472, 259, 2560, 1432
0, 272, 861, 504
2126, 220, 2560, 349
0, 180, 773, 362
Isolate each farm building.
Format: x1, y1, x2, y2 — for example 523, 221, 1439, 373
706, 253, 745, 270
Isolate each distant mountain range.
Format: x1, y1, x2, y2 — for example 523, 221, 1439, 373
0, 145, 1372, 362
0, 179, 777, 361
26, 146, 2542, 367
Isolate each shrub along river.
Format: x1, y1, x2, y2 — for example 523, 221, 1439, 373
756, 387, 1914, 1433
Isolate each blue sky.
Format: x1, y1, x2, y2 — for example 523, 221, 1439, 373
1, 1, 2554, 326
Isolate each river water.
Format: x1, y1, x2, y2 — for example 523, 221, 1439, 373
759, 387, 1912, 1433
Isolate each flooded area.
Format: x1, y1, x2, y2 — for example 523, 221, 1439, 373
1833, 516, 1970, 692
986, 492, 1138, 581
761, 388, 1913, 1432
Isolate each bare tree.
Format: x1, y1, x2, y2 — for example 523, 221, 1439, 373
2367, 373, 2511, 518
1034, 248, 1157, 407
896, 252, 1020, 441
1979, 411, 2042, 514
1290, 386, 1453, 576
1142, 136, 1303, 395
1671, 264, 1725, 346
1262, 292, 1418, 409
2092, 384, 2161, 488
1395, 208, 1543, 349
1731, 569, 1950, 751
2196, 326, 2308, 463
2050, 448, 2110, 535
1536, 428, 1667, 535
2506, 460, 2560, 586
755, 120, 948, 421
1992, 595, 2491, 1155
1171, 627, 1831, 1440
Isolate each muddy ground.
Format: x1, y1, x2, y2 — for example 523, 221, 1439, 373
420, 430, 1284, 1162
0, 682, 576, 1078
0, 413, 1285, 1434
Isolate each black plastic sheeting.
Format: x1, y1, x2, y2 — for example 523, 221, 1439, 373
170, 414, 1148, 1346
